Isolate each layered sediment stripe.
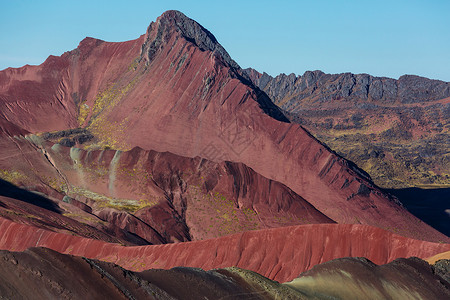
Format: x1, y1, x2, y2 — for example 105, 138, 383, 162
0, 217, 448, 282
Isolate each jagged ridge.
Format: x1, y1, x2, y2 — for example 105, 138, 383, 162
243, 67, 450, 192
243, 68, 450, 105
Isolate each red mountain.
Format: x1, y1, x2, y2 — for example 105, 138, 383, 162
0, 10, 446, 243
0, 10, 449, 299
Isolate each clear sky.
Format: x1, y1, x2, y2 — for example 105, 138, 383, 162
1, 0, 449, 81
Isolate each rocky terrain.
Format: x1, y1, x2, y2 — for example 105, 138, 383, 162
0, 10, 446, 242
0, 10, 449, 298
1, 247, 449, 299
243, 68, 450, 189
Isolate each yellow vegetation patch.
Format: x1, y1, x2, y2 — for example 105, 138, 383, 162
86, 78, 141, 150
187, 187, 261, 238
68, 186, 158, 214
0, 169, 28, 185
127, 57, 139, 71
78, 101, 90, 126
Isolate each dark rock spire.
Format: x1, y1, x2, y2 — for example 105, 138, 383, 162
141, 10, 239, 69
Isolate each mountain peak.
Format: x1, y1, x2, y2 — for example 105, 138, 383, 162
141, 10, 239, 69
158, 10, 193, 23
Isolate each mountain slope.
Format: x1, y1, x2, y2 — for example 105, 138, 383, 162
286, 256, 450, 299
0, 133, 333, 244
0, 10, 447, 242
1, 247, 448, 300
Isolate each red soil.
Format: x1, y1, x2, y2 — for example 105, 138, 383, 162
97, 13, 447, 241
1, 217, 448, 283
0, 133, 334, 243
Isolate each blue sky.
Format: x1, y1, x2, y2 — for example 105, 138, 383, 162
1, 0, 449, 81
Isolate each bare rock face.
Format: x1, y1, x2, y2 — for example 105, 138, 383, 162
434, 259, 450, 283
244, 68, 450, 104
141, 10, 239, 70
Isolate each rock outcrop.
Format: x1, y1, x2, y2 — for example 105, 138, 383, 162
243, 68, 450, 105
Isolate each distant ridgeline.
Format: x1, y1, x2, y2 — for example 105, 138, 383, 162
244, 68, 450, 189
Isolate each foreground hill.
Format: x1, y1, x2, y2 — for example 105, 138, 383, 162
243, 68, 450, 189
0, 247, 449, 299
0, 10, 446, 242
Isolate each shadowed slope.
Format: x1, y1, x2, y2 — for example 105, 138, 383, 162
286, 257, 450, 299
386, 187, 450, 236
0, 247, 302, 299
0, 247, 448, 299
0, 179, 61, 213
0, 194, 152, 246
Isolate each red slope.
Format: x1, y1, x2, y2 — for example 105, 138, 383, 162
0, 132, 334, 242
0, 134, 331, 243
0, 10, 447, 242
0, 36, 145, 133
1, 217, 448, 283
94, 11, 447, 241
0, 117, 28, 136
